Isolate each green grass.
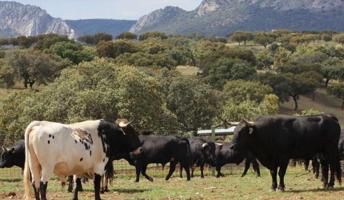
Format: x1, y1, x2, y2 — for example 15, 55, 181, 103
1, 166, 344, 200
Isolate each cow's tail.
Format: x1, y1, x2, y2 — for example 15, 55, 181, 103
104, 160, 114, 186
182, 138, 192, 163
24, 121, 40, 200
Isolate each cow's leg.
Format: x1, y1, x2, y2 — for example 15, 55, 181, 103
142, 164, 153, 182
94, 174, 102, 200
100, 176, 105, 193
278, 161, 288, 192
270, 167, 278, 191
216, 165, 224, 178
40, 167, 52, 200
312, 158, 320, 178
328, 154, 337, 188
103, 176, 109, 193
135, 162, 142, 182
165, 161, 177, 181
321, 159, 329, 188
241, 159, 250, 177
181, 161, 191, 181
67, 176, 74, 193
76, 177, 83, 192
252, 159, 261, 177
200, 163, 205, 178
328, 162, 336, 188
72, 176, 80, 200
32, 183, 40, 200
191, 166, 195, 178
304, 159, 310, 172
29, 152, 42, 200
39, 181, 48, 200
179, 164, 183, 178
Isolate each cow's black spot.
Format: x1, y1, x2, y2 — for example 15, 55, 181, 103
52, 136, 55, 139
75, 140, 77, 144
48, 140, 50, 144
90, 151, 92, 156
48, 134, 52, 138
103, 158, 105, 162
80, 158, 83, 162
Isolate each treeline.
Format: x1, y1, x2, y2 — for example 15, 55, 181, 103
1, 30, 344, 143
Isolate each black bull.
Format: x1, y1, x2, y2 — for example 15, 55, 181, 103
0, 140, 25, 170
214, 143, 260, 178
230, 114, 342, 191
132, 135, 192, 182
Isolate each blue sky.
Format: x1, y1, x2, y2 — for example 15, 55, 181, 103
4, 0, 202, 20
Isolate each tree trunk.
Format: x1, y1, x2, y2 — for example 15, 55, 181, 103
292, 96, 298, 111
342, 101, 344, 110
325, 78, 330, 87
24, 79, 28, 88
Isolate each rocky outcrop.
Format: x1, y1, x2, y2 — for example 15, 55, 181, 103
0, 1, 74, 38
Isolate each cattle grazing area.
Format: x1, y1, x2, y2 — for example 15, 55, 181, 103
0, 165, 344, 200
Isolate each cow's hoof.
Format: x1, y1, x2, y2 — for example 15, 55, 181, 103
148, 178, 153, 182
327, 185, 334, 190
278, 186, 285, 192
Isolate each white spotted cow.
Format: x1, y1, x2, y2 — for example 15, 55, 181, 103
23, 119, 142, 200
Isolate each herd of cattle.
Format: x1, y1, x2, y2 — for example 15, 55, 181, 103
0, 114, 343, 200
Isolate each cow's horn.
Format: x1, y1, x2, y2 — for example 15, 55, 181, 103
242, 119, 254, 126
202, 143, 208, 148
119, 119, 134, 128
229, 122, 240, 126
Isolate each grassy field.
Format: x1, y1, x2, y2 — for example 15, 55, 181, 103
0, 165, 343, 200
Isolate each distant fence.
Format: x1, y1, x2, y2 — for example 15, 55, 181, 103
0, 160, 238, 181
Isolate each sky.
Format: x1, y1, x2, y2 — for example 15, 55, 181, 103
3, 0, 202, 20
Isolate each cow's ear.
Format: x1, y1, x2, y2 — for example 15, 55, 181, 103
248, 127, 255, 135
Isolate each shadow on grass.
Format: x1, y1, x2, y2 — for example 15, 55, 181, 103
110, 188, 150, 193
0, 178, 21, 182
287, 187, 344, 193
81, 188, 150, 194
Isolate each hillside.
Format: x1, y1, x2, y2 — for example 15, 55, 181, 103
281, 88, 344, 125
0, 1, 74, 38
66, 19, 136, 38
130, 0, 344, 36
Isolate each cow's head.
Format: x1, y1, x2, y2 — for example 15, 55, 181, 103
231, 119, 256, 152
0, 147, 15, 168
115, 119, 143, 156
202, 142, 216, 166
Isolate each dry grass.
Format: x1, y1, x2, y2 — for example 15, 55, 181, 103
176, 65, 201, 76
280, 88, 344, 125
